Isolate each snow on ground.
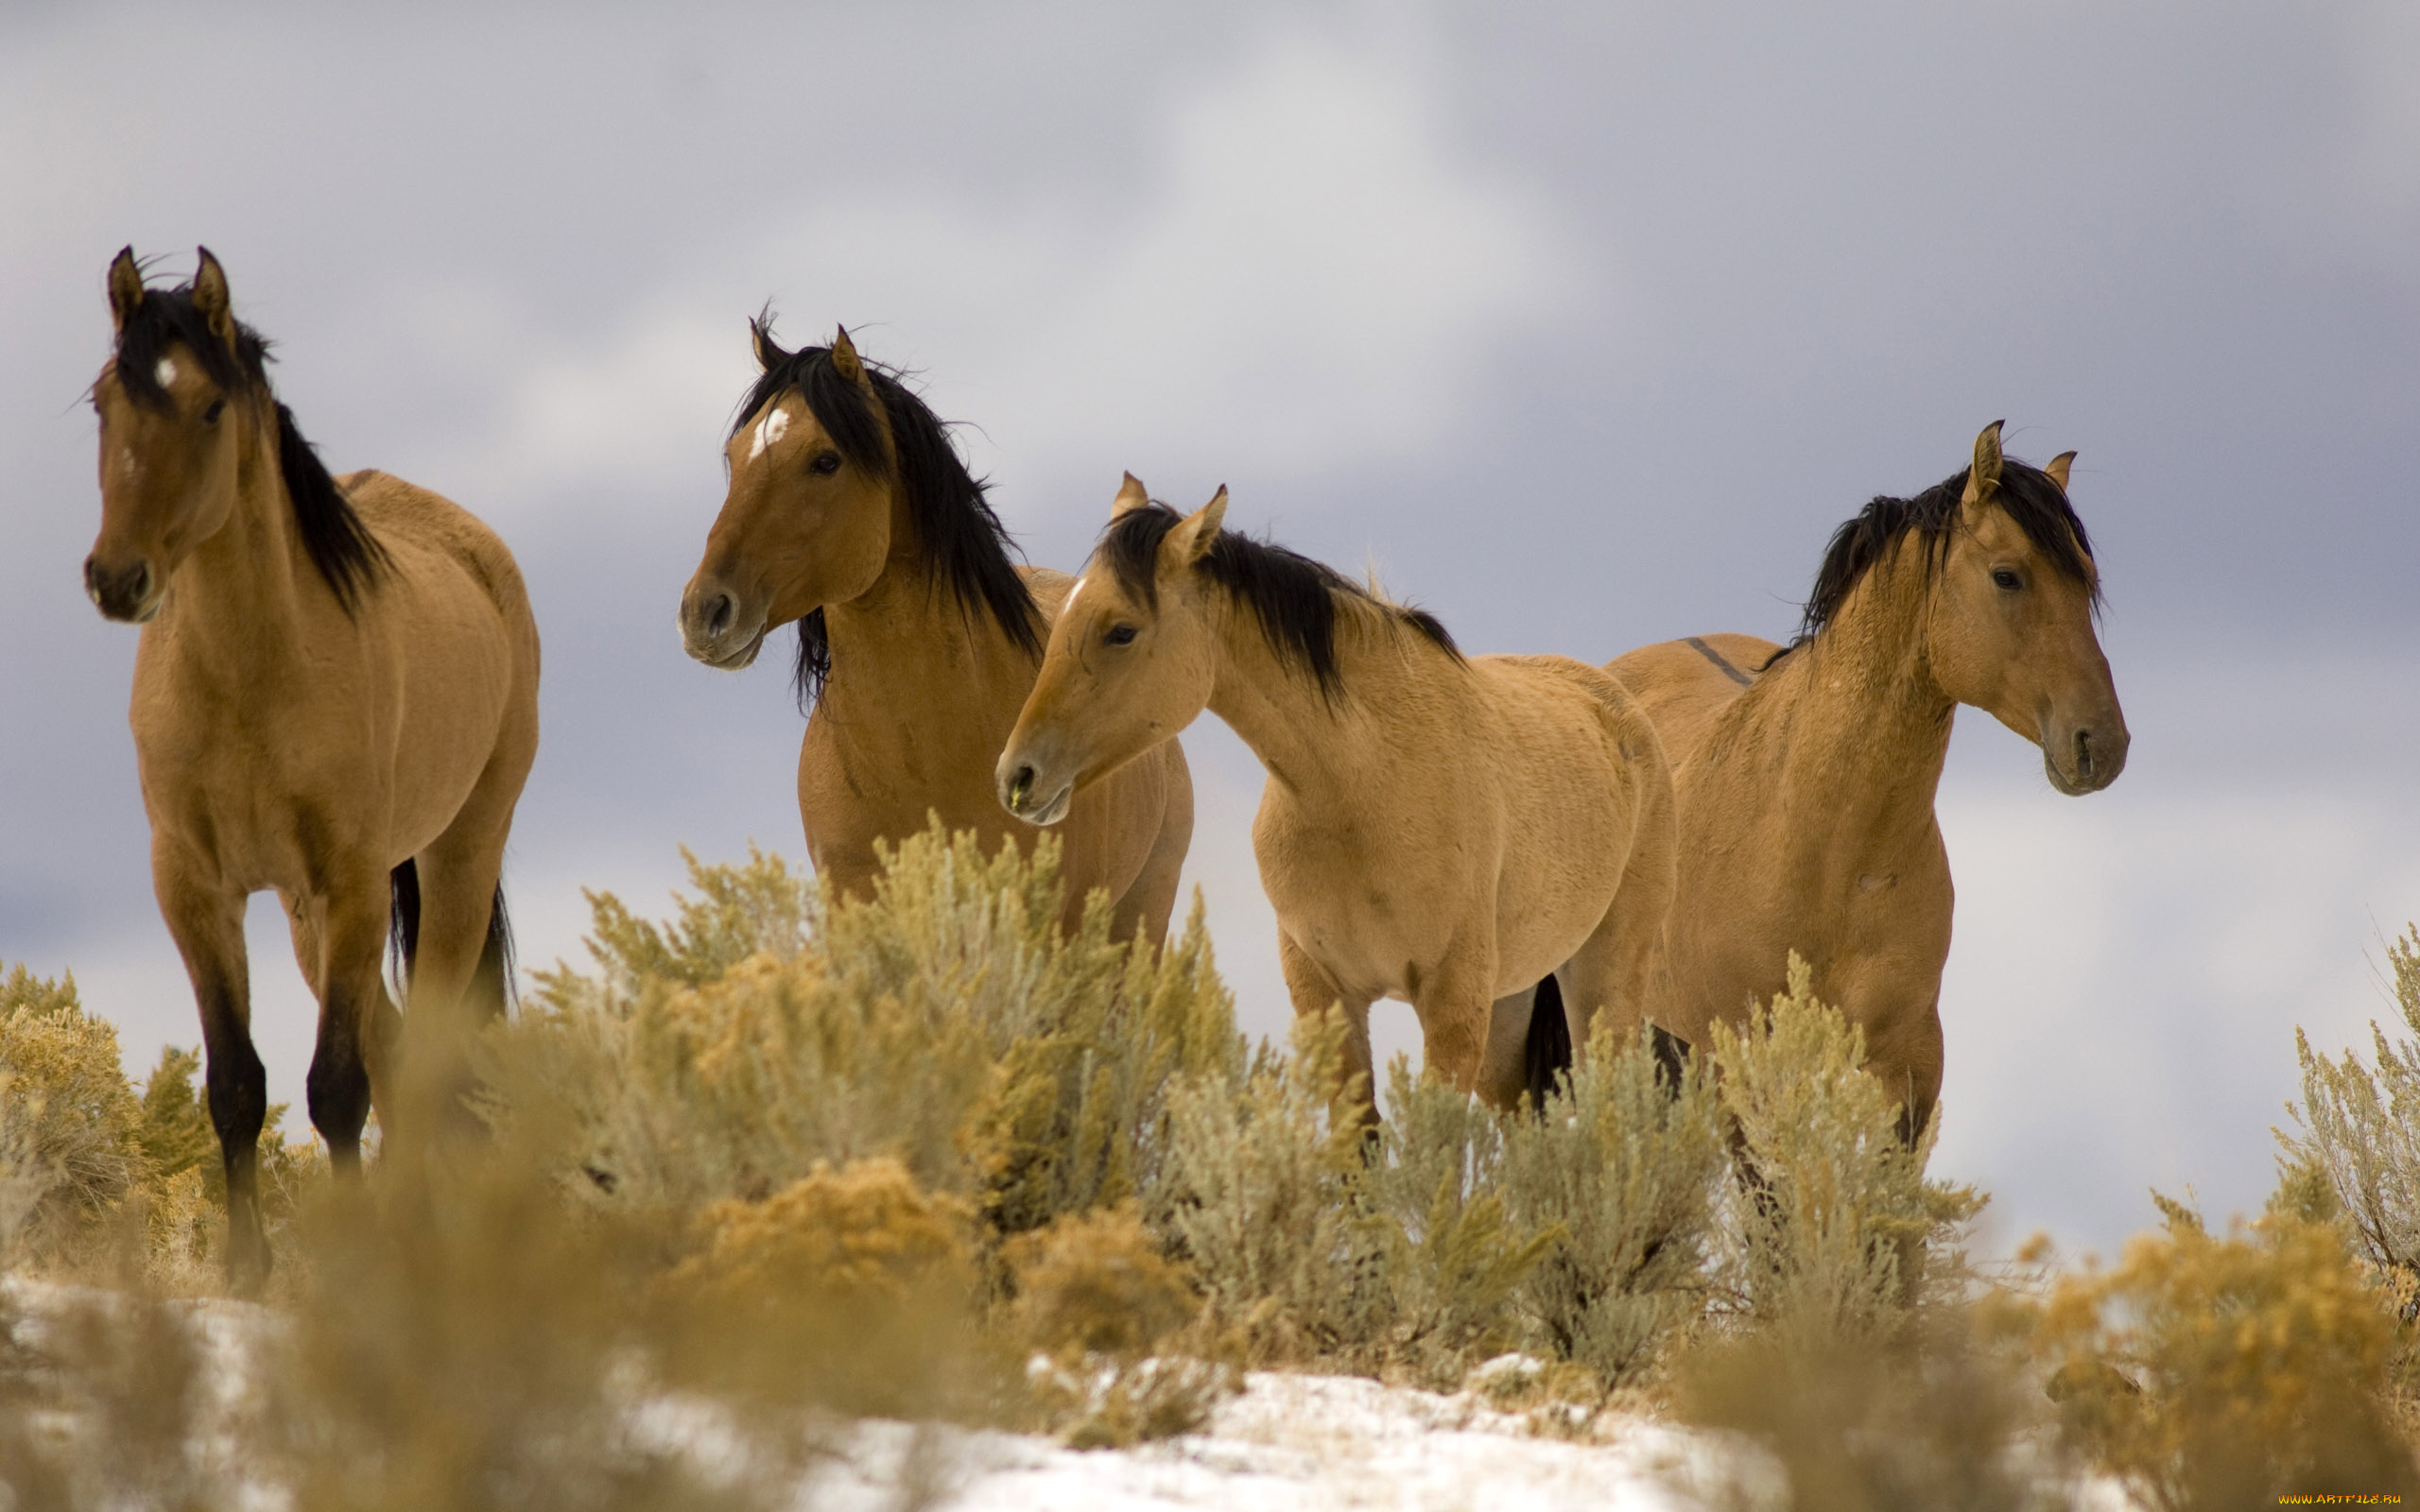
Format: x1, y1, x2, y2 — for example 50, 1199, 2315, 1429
3, 1278, 2143, 1511
806, 1370, 1748, 1512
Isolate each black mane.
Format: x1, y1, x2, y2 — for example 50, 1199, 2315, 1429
735, 320, 1041, 712
1796, 458, 2097, 644
1098, 502, 1461, 701
112, 276, 389, 613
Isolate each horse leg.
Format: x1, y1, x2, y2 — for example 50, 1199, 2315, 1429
1110, 746, 1194, 950
397, 826, 510, 1139
1477, 984, 1545, 1110
1409, 949, 1496, 1101
301, 872, 391, 1175
153, 853, 268, 1293
1276, 930, 1376, 1126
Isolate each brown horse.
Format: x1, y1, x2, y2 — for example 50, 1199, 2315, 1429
997, 479, 1676, 1110
678, 323, 1192, 942
1556, 421, 2126, 1135
84, 249, 540, 1288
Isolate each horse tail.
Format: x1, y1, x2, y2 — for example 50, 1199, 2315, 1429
471, 883, 515, 1022
1523, 975, 1574, 1108
1522, 976, 1698, 1110
388, 859, 422, 988
385, 863, 513, 1022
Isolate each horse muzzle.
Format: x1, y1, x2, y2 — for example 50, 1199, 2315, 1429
997, 752, 1075, 828
678, 583, 767, 670
84, 553, 160, 624
2043, 715, 2129, 796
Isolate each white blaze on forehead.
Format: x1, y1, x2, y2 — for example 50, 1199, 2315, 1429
1066, 574, 1087, 605
153, 358, 178, 388
749, 405, 790, 461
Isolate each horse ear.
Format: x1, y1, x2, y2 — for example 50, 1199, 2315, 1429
750, 315, 787, 372
108, 247, 143, 335
1163, 486, 1229, 569
191, 247, 236, 351
831, 325, 866, 385
1961, 420, 2006, 507
2044, 450, 2076, 492
1112, 472, 1151, 518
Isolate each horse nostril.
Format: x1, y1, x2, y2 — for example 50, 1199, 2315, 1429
704, 593, 734, 640
2075, 729, 2095, 780
1007, 764, 1036, 809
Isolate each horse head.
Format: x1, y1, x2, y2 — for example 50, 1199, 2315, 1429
1925, 421, 2130, 794
679, 321, 900, 673
86, 247, 259, 624
999, 477, 1226, 826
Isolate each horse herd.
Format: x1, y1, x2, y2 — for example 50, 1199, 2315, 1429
81, 248, 2129, 1289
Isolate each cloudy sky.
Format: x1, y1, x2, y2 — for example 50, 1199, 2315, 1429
4, 2, 2415, 1257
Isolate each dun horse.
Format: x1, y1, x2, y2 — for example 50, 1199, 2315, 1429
998, 479, 1676, 1110
84, 249, 541, 1288
679, 324, 1192, 942
1542, 421, 2126, 1135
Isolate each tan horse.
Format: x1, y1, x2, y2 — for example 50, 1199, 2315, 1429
997, 479, 1677, 1110
1571, 421, 2126, 1136
678, 323, 1192, 942
83, 248, 540, 1288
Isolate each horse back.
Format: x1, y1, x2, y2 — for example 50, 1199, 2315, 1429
337, 471, 536, 639
1604, 633, 1781, 771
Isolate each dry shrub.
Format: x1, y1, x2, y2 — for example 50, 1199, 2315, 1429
269, 1156, 856, 1512
1159, 1008, 1388, 1362
1707, 954, 1983, 1341
1674, 1314, 2065, 1512
1500, 1022, 1728, 1383
484, 822, 1241, 1245
1004, 1206, 1231, 1447
0, 965, 140, 1263
0, 1282, 249, 1510
2015, 1193, 2418, 1510
2286, 925, 2420, 1292
658, 1156, 987, 1418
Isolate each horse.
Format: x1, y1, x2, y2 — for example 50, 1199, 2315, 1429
83, 248, 541, 1289
677, 323, 1193, 943
1532, 421, 2127, 1137
996, 478, 1677, 1112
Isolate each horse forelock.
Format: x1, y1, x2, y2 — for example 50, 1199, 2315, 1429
110, 279, 268, 411
1096, 502, 1461, 703
735, 336, 1040, 714
107, 273, 389, 615
1798, 458, 2098, 642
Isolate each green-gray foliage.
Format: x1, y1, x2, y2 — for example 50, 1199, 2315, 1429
1500, 1022, 1728, 1382
1706, 954, 1983, 1342
2285, 926, 2420, 1283
483, 821, 1242, 1241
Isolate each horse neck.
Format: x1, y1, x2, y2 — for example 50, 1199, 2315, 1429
1766, 544, 1957, 854
154, 404, 309, 658
818, 513, 1030, 737
1203, 594, 1412, 800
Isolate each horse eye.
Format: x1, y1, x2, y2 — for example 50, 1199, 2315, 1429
202, 399, 226, 425
1991, 568, 2021, 592
807, 451, 841, 477
1103, 624, 1139, 647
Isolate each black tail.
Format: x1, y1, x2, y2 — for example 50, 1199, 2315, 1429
389, 860, 421, 989
1523, 975, 1575, 1108
1522, 974, 1697, 1109
387, 860, 514, 1022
